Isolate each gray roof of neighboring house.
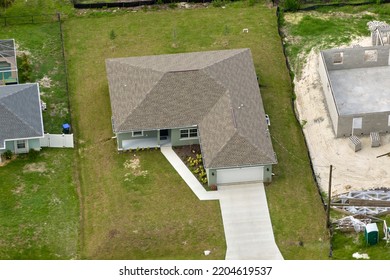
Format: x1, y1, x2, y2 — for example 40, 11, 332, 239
0, 83, 44, 149
106, 49, 276, 169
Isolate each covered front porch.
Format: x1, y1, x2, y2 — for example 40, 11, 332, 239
117, 129, 171, 150
122, 136, 171, 150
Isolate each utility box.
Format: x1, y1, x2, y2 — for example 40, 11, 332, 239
365, 223, 379, 246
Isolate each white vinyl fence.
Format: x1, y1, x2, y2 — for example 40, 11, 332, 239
40, 133, 74, 148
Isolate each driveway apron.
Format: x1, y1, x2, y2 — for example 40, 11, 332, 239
218, 183, 284, 260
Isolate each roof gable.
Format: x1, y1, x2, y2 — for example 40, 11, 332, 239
207, 133, 276, 168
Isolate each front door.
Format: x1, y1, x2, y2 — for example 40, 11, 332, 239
160, 129, 169, 140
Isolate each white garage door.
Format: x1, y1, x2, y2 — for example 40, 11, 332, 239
217, 166, 264, 185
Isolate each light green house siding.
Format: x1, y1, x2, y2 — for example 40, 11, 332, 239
206, 168, 217, 186
28, 138, 41, 151
5, 141, 15, 152
171, 128, 200, 147
263, 164, 273, 183
0, 138, 41, 154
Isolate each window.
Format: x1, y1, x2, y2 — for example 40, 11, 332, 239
180, 128, 198, 139
132, 131, 143, 137
16, 140, 26, 149
333, 52, 343, 64
364, 50, 378, 62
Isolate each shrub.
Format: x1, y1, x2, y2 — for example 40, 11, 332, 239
281, 0, 301, 12
0, 0, 15, 8
212, 0, 225, 8
17, 53, 32, 83
109, 30, 117, 40
3, 150, 12, 160
168, 1, 177, 9
28, 149, 39, 160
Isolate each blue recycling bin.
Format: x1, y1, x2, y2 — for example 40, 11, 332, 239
62, 123, 71, 134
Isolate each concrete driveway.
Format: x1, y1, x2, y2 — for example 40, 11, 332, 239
161, 146, 283, 260
218, 183, 284, 260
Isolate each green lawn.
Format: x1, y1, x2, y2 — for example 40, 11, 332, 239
0, 0, 74, 17
0, 149, 78, 259
64, 1, 329, 259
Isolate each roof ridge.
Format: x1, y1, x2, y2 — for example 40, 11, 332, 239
201, 48, 248, 71
113, 59, 166, 73
199, 90, 237, 167
0, 91, 42, 136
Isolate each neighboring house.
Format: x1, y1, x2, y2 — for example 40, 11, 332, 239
0, 39, 18, 85
106, 49, 277, 185
0, 83, 44, 156
319, 45, 390, 137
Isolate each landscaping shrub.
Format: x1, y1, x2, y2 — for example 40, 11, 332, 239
187, 153, 208, 185
3, 150, 12, 160
17, 53, 32, 83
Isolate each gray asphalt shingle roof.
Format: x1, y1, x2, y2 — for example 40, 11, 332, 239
0, 83, 44, 149
106, 49, 276, 168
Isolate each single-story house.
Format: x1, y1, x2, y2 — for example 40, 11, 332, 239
106, 49, 277, 185
0, 83, 44, 156
0, 39, 18, 85
319, 45, 390, 137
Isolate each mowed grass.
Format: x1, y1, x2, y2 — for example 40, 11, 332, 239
0, 0, 74, 17
65, 2, 328, 259
0, 149, 78, 259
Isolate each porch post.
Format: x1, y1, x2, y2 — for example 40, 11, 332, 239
157, 129, 161, 146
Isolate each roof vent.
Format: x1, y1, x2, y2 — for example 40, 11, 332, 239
231, 108, 237, 128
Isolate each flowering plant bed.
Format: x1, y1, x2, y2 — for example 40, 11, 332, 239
173, 145, 212, 189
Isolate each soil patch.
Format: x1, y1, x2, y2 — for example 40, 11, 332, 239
23, 162, 47, 173
124, 156, 148, 177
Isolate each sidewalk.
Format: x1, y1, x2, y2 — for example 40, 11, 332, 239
160, 146, 219, 201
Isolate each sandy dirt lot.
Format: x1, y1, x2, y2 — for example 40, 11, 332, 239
294, 37, 390, 196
